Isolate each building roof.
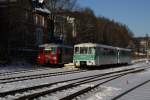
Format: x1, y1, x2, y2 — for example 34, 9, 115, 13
34, 7, 50, 14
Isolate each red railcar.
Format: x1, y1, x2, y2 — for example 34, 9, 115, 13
37, 43, 73, 66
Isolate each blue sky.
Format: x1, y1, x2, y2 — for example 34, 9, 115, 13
77, 0, 150, 37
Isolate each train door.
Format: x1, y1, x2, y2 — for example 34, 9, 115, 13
117, 49, 120, 64
37, 47, 45, 65
58, 47, 62, 63
44, 49, 51, 64
95, 47, 100, 65
62, 47, 69, 64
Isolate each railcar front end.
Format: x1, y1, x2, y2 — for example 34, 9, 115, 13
37, 44, 73, 66
74, 54, 96, 67
73, 44, 96, 67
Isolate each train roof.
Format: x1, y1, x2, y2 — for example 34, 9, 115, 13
39, 43, 73, 49
74, 43, 116, 49
74, 43, 131, 51
116, 47, 131, 51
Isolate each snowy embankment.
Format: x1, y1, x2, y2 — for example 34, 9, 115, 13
0, 60, 35, 73
0, 58, 147, 72
132, 58, 148, 64
64, 59, 148, 68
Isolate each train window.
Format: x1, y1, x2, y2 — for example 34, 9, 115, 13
123, 51, 130, 56
64, 48, 67, 53
88, 47, 92, 54
39, 48, 44, 53
103, 48, 108, 55
80, 47, 88, 54
109, 49, 115, 55
107, 49, 111, 55
75, 47, 79, 54
119, 50, 129, 56
64, 48, 69, 54
44, 50, 50, 54
51, 47, 56, 54
99, 48, 104, 55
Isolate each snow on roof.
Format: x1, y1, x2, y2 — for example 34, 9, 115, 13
35, 7, 50, 14
39, 43, 73, 49
74, 43, 116, 49
74, 43, 131, 51
32, 0, 44, 3
39, 0, 44, 3
116, 47, 131, 51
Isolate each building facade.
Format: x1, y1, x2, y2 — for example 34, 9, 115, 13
0, 0, 50, 61
133, 37, 150, 58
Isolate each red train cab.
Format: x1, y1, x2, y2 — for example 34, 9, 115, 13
37, 43, 73, 66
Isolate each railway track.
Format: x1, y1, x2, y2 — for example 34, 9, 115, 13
0, 69, 87, 84
0, 66, 148, 100
0, 64, 144, 84
0, 62, 145, 82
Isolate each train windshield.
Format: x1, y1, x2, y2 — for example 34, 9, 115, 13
44, 50, 51, 54
75, 47, 95, 54
39, 47, 44, 53
50, 47, 57, 54
88, 47, 96, 54
45, 47, 57, 54
80, 47, 88, 54
75, 47, 79, 54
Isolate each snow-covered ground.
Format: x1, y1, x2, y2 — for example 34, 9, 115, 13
131, 58, 148, 63
0, 61, 36, 73
0, 62, 146, 92
0, 60, 149, 100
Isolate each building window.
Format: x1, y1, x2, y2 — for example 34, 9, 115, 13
35, 15, 38, 24
9, 0, 17, 2
25, 11, 28, 19
35, 28, 43, 45
42, 17, 44, 26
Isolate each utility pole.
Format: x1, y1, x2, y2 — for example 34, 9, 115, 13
146, 34, 149, 61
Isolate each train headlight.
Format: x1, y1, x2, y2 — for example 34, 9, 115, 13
74, 61, 78, 64
88, 61, 95, 65
88, 61, 91, 63
53, 56, 57, 60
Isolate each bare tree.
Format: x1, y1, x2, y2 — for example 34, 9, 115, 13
45, 0, 77, 13
44, 0, 77, 43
